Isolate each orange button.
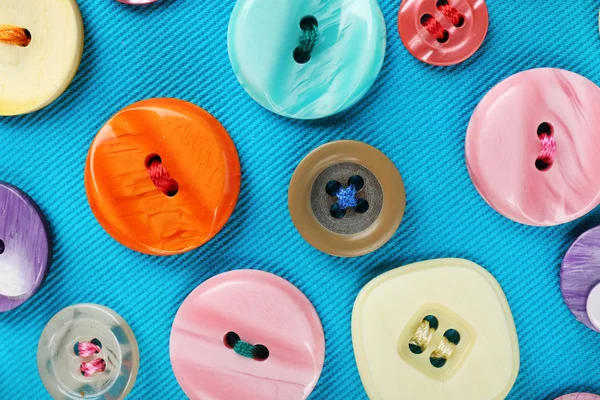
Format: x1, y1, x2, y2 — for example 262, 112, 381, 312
85, 98, 241, 255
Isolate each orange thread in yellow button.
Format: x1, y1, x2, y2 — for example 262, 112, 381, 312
85, 98, 241, 255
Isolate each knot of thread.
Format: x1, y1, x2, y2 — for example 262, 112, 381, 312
299, 21, 318, 55
294, 17, 319, 63
537, 133, 556, 165
75, 341, 102, 358
408, 315, 438, 354
336, 185, 358, 210
438, 2, 464, 26
234, 341, 255, 358
421, 15, 448, 41
80, 359, 106, 377
225, 332, 270, 361
0, 24, 31, 47
430, 329, 460, 368
147, 157, 179, 196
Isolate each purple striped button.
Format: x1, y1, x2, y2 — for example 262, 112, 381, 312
561, 226, 600, 331
0, 183, 51, 312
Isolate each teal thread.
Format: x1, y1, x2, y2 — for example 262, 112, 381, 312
299, 21, 318, 55
294, 17, 319, 64
233, 340, 255, 358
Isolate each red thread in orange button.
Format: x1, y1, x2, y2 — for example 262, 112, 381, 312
85, 98, 241, 255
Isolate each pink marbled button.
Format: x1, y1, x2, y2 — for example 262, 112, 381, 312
169, 270, 325, 400
466, 68, 600, 226
398, 0, 488, 66
555, 394, 600, 400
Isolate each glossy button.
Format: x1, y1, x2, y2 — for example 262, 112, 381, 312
398, 0, 488, 66
352, 259, 519, 400
587, 284, 600, 330
228, 0, 386, 119
170, 270, 325, 400
289, 141, 405, 257
85, 99, 241, 255
0, 183, 51, 312
556, 395, 600, 400
37, 304, 139, 400
561, 226, 600, 332
117, 0, 157, 3
466, 69, 600, 226
0, 0, 83, 116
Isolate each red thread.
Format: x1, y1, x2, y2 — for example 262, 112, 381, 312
80, 359, 106, 377
147, 158, 179, 196
438, 3, 464, 26
422, 16, 447, 41
77, 342, 101, 358
537, 134, 556, 165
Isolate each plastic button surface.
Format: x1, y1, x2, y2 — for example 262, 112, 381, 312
170, 270, 325, 400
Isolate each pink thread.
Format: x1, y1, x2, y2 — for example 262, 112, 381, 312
537, 133, 557, 165
77, 342, 102, 358
81, 358, 106, 377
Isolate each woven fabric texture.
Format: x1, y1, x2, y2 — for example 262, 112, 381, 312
1, 0, 600, 398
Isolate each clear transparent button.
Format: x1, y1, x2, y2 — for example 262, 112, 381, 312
37, 304, 139, 400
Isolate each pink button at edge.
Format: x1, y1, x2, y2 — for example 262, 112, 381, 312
466, 68, 600, 226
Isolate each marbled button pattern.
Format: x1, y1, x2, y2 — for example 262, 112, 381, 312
85, 99, 241, 255
466, 69, 600, 226
37, 304, 139, 400
228, 0, 386, 119
561, 226, 600, 332
170, 270, 325, 400
0, 182, 50, 312
555, 394, 600, 400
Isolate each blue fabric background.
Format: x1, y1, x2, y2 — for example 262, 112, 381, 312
1, 0, 600, 398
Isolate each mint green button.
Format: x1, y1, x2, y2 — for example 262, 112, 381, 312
228, 0, 387, 120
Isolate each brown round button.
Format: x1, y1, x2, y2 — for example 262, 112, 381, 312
288, 141, 406, 257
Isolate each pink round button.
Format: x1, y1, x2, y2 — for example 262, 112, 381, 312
555, 394, 600, 400
466, 68, 600, 226
398, 0, 488, 66
170, 270, 325, 400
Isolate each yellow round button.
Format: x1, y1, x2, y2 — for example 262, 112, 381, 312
0, 0, 84, 116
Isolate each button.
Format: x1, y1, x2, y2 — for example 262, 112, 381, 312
398, 0, 488, 66
587, 284, 600, 330
0, 0, 83, 116
170, 270, 325, 400
0, 183, 51, 312
561, 226, 600, 332
555, 395, 600, 400
228, 0, 386, 119
85, 98, 241, 255
37, 304, 139, 399
289, 140, 405, 257
117, 0, 157, 3
352, 259, 519, 400
466, 69, 600, 226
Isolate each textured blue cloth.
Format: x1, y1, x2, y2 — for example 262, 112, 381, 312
1, 0, 600, 398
